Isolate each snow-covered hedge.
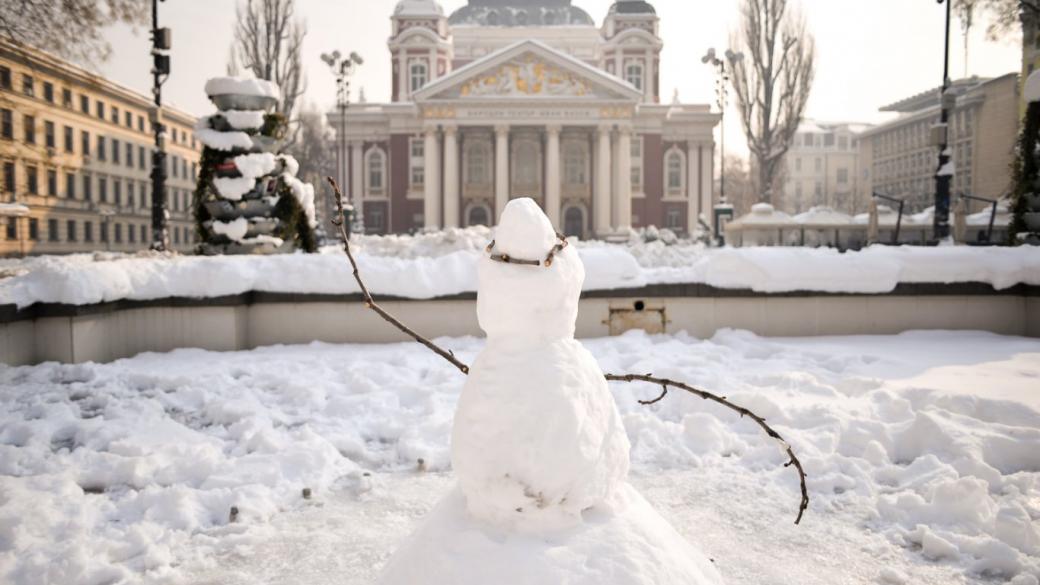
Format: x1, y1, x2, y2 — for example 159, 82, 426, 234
1, 234, 1039, 309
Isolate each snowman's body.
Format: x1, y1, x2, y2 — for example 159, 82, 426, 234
379, 199, 723, 585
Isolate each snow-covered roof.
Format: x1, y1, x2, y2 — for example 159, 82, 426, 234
793, 206, 853, 226
448, 0, 594, 26
394, 0, 444, 17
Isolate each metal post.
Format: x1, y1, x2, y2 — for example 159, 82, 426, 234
322, 50, 363, 236
149, 0, 170, 251
934, 0, 953, 241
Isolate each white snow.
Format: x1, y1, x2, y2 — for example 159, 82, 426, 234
2, 239, 1040, 309
938, 161, 956, 177
281, 174, 317, 229
233, 153, 278, 181
1026, 69, 1040, 103
793, 206, 854, 225
0, 203, 29, 217
204, 77, 281, 100
210, 218, 249, 243
211, 177, 256, 201
1, 330, 1038, 584
194, 126, 253, 152
221, 110, 266, 131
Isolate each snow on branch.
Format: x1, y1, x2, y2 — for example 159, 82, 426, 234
324, 176, 809, 525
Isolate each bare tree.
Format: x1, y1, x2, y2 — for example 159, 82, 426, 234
230, 0, 306, 121
0, 0, 147, 64
964, 0, 1040, 39
729, 0, 815, 204
717, 154, 756, 216
289, 105, 335, 226
957, 0, 979, 77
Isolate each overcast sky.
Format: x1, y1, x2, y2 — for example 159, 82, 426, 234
94, 0, 1021, 156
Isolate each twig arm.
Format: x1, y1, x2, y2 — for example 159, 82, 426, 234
605, 373, 809, 525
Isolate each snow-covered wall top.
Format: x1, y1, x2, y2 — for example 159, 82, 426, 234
1, 234, 1038, 309
204, 77, 281, 100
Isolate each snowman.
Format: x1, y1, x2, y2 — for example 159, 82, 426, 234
379, 198, 724, 585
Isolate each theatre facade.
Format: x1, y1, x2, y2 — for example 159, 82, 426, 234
334, 0, 720, 238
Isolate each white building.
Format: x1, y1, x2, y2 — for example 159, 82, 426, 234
331, 0, 720, 237
780, 121, 870, 216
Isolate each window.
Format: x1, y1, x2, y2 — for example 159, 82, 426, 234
366, 148, 385, 195
114, 223, 122, 244
814, 181, 823, 197
26, 165, 38, 194
128, 222, 136, 243
96, 100, 105, 119
0, 66, 10, 90
409, 61, 428, 93
172, 226, 179, 244
0, 109, 11, 139
48, 219, 58, 242
5, 218, 15, 240
113, 139, 120, 164
47, 169, 56, 195
140, 182, 148, 208
128, 181, 135, 206
65, 172, 75, 198
43, 82, 54, 103
80, 95, 89, 113
64, 126, 73, 152
98, 136, 107, 161
138, 146, 146, 169
126, 143, 133, 167
803, 134, 814, 147
514, 141, 539, 185
467, 205, 490, 227
114, 179, 122, 206
23, 115, 35, 144
99, 177, 108, 202
138, 115, 145, 132
824, 134, 835, 147
67, 220, 77, 242
630, 136, 642, 191
100, 221, 108, 243
82, 130, 90, 156
837, 168, 849, 184
140, 224, 147, 243
44, 121, 55, 148
83, 174, 92, 201
666, 149, 684, 193
665, 208, 681, 229
22, 75, 34, 97
111, 106, 119, 124
84, 221, 93, 242
838, 135, 849, 150
625, 62, 643, 91
29, 218, 38, 241
465, 142, 489, 185
2, 162, 14, 194
564, 142, 586, 185
62, 88, 72, 108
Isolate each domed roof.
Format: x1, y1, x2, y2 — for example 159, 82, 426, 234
449, 0, 594, 26
394, 0, 444, 17
608, 0, 656, 15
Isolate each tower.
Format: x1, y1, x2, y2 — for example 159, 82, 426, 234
601, 0, 662, 104
390, 0, 452, 102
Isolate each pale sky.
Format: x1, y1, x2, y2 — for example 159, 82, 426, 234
94, 0, 1021, 156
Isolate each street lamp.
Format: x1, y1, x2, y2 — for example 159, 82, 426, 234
320, 50, 363, 237
934, 0, 954, 241
149, 0, 171, 252
703, 47, 743, 245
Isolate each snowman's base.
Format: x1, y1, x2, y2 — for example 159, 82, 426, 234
377, 482, 724, 585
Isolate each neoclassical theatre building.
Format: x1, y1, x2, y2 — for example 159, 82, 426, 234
334, 0, 720, 238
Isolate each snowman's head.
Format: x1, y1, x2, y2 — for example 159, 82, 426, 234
476, 198, 584, 343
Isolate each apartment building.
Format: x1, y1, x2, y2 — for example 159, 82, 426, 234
857, 74, 1019, 213
780, 121, 870, 215
0, 41, 201, 256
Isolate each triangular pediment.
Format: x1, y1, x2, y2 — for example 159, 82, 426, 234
414, 40, 642, 102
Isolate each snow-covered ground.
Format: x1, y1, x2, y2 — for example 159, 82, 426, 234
1, 330, 1038, 585
2, 229, 1039, 309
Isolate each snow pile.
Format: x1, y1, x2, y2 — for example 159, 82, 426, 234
3, 241, 1040, 308
222, 110, 266, 131
210, 218, 250, 243
194, 123, 252, 152
2, 331, 1038, 584
204, 77, 281, 100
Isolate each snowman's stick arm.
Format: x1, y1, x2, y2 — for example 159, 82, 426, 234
326, 178, 470, 375
605, 373, 809, 525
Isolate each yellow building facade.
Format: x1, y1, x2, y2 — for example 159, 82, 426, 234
0, 42, 200, 256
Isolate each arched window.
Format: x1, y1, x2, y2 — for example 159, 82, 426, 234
466, 142, 489, 185
487, 10, 499, 25
564, 142, 586, 185
665, 149, 684, 195
467, 204, 490, 227
410, 61, 428, 93
625, 62, 644, 91
366, 148, 386, 196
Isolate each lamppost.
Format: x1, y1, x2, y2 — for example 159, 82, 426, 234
320, 50, 363, 237
934, 0, 954, 241
149, 0, 171, 251
702, 47, 743, 245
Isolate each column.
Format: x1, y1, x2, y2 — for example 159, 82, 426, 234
495, 124, 509, 222
616, 128, 632, 232
397, 51, 407, 101
595, 125, 612, 236
545, 124, 561, 228
687, 142, 700, 235
644, 50, 654, 103
350, 140, 364, 223
701, 143, 715, 233
423, 128, 441, 230
443, 125, 459, 228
